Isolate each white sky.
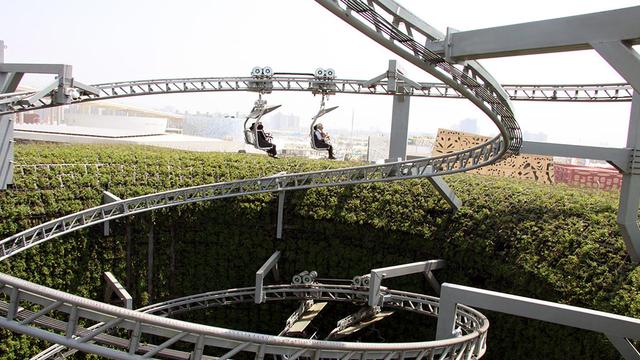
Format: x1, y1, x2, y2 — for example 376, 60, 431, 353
2, 0, 639, 146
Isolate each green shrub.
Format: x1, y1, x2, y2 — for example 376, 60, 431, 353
0, 143, 634, 359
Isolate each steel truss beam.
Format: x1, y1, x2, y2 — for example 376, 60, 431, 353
435, 283, 640, 360
0, 1, 637, 356
0, 273, 488, 360
311, 0, 640, 261
437, 6, 640, 61
0, 78, 632, 117
0, 129, 509, 261
0, 53, 96, 191
503, 83, 632, 102
315, 0, 520, 153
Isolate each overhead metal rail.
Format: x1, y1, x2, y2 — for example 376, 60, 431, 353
0, 77, 631, 116
1, 0, 524, 273
0, 0, 521, 349
314, 0, 522, 158
0, 0, 638, 357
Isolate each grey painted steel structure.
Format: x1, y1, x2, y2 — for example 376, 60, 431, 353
0, 0, 521, 353
389, 94, 410, 160
0, 76, 633, 116
618, 93, 640, 264
0, 152, 510, 261
435, 283, 640, 359
312, 0, 640, 261
255, 251, 281, 304
591, 35, 640, 263
102, 191, 122, 236
380, 59, 415, 161
366, 259, 446, 306
0, 78, 632, 117
0, 39, 13, 190
0, 0, 524, 260
277, 191, 286, 239
0, 273, 489, 360
0, 1, 639, 358
434, 6, 640, 61
520, 141, 632, 172
424, 3, 640, 261
103, 272, 133, 310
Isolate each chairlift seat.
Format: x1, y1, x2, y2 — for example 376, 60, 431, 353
310, 102, 339, 150
243, 97, 281, 151
287, 302, 328, 334
244, 129, 256, 146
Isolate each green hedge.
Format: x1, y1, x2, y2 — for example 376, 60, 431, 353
0, 143, 637, 359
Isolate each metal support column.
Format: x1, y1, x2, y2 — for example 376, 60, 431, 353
276, 191, 285, 239
125, 221, 132, 291
102, 191, 122, 236
255, 251, 281, 304
147, 221, 154, 300
0, 40, 14, 190
389, 85, 461, 210
592, 41, 640, 262
0, 112, 13, 189
427, 176, 462, 211
388, 94, 410, 161
617, 92, 640, 262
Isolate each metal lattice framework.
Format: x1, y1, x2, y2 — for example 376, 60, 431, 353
0, 1, 638, 360
314, 0, 521, 157
503, 83, 632, 102
5, 0, 638, 359
0, 0, 523, 260
0, 274, 488, 360
0, 0, 518, 357
1, 155, 497, 260
0, 77, 632, 116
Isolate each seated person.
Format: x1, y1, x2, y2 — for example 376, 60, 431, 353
250, 122, 278, 158
313, 123, 335, 160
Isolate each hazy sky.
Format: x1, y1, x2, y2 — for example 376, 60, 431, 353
2, 0, 638, 146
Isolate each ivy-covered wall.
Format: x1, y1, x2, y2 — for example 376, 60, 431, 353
0, 144, 637, 359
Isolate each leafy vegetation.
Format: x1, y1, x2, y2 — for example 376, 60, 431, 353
0, 143, 636, 359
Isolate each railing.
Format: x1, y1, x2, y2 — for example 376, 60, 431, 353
0, 273, 488, 360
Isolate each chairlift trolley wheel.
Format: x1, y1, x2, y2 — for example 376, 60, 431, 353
326, 68, 335, 78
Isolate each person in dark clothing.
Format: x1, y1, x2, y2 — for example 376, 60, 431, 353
250, 122, 278, 158
313, 123, 335, 159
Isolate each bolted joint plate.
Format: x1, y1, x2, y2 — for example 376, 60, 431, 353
631, 149, 640, 175
247, 80, 274, 94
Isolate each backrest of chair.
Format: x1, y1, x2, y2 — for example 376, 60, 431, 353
244, 129, 256, 146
